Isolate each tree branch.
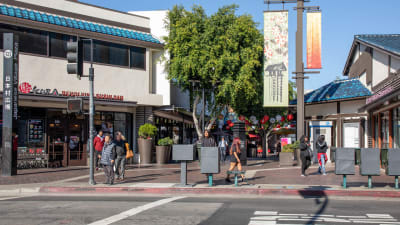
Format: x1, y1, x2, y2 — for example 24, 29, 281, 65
192, 95, 203, 140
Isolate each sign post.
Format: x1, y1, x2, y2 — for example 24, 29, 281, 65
2, 33, 19, 176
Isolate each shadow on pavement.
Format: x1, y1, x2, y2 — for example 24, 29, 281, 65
298, 186, 330, 225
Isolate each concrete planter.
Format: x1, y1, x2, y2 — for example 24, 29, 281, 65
138, 138, 152, 164
279, 152, 294, 167
156, 146, 170, 164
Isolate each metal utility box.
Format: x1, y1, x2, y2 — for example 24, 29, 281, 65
200, 147, 220, 174
387, 148, 400, 176
360, 148, 380, 176
335, 148, 355, 175
172, 144, 196, 161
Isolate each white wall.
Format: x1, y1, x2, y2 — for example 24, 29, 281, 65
0, 53, 163, 105
372, 49, 389, 86
340, 99, 366, 114
305, 102, 336, 117
391, 57, 400, 73
16, 0, 150, 29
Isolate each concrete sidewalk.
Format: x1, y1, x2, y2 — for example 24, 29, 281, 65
1, 160, 399, 198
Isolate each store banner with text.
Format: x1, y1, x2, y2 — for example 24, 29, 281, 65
306, 12, 322, 69
263, 11, 289, 107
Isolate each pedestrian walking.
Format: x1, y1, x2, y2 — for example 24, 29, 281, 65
226, 138, 246, 183
100, 134, 116, 185
218, 136, 228, 162
93, 130, 104, 171
299, 135, 312, 176
200, 130, 216, 147
316, 135, 328, 175
114, 131, 127, 181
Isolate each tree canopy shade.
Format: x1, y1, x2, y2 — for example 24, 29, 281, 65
164, 5, 264, 138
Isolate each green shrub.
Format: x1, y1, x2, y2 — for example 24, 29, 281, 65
281, 140, 300, 153
138, 123, 157, 139
157, 137, 174, 146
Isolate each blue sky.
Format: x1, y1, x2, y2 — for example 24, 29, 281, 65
81, 0, 400, 90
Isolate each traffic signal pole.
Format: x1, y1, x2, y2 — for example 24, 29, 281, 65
88, 39, 95, 185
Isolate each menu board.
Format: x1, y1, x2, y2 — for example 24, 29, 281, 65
28, 119, 44, 143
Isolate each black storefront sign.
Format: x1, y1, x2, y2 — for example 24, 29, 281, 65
2, 33, 19, 176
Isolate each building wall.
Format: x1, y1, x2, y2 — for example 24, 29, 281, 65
15, 0, 150, 29
305, 102, 336, 117
391, 57, 400, 73
372, 49, 389, 87
0, 52, 163, 105
340, 99, 366, 114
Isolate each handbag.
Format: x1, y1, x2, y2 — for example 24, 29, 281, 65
307, 147, 313, 158
125, 142, 134, 159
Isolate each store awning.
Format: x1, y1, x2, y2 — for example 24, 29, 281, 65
358, 88, 400, 112
153, 110, 194, 125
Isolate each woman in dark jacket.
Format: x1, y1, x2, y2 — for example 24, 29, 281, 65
299, 135, 312, 176
316, 135, 328, 175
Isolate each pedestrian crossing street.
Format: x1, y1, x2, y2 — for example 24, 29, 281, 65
248, 211, 400, 225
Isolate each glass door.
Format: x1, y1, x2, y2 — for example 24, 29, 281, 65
67, 115, 87, 166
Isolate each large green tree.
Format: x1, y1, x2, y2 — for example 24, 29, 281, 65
164, 5, 264, 139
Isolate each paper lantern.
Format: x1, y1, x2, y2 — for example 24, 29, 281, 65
239, 115, 246, 121
287, 114, 294, 121
270, 118, 276, 123
250, 115, 257, 122
281, 116, 285, 122
260, 118, 265, 124
263, 115, 269, 122
229, 123, 235, 127
276, 124, 281, 128
227, 120, 232, 125
275, 115, 282, 122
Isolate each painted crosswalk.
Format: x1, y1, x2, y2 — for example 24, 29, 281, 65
249, 211, 400, 225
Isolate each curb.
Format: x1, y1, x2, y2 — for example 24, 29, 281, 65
39, 186, 400, 198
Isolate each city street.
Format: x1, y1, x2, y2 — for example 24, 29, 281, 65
0, 195, 399, 225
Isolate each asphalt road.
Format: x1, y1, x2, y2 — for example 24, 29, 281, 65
0, 195, 399, 225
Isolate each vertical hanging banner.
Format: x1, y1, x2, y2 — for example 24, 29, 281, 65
306, 12, 322, 69
2, 33, 19, 176
263, 11, 289, 107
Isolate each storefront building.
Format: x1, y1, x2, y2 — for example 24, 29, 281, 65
291, 78, 371, 161
0, 0, 168, 168
343, 34, 400, 149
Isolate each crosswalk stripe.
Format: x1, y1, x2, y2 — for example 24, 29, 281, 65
368, 214, 394, 219
87, 196, 185, 225
254, 211, 278, 215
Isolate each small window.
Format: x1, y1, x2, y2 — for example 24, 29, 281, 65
50, 32, 75, 58
83, 40, 128, 67
0, 24, 47, 55
130, 47, 146, 69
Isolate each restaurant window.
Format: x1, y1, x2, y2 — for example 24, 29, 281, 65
130, 46, 146, 69
0, 24, 47, 55
83, 40, 129, 67
393, 107, 400, 148
381, 112, 390, 149
50, 32, 75, 58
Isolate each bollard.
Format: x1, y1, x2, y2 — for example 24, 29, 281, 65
208, 174, 213, 187
343, 175, 347, 189
396, 176, 399, 189
368, 175, 372, 189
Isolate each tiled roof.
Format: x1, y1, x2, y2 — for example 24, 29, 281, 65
0, 4, 161, 44
290, 78, 371, 105
355, 34, 400, 56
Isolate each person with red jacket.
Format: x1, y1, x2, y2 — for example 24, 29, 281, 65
93, 130, 104, 170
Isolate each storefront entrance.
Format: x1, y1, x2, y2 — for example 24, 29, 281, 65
47, 111, 87, 167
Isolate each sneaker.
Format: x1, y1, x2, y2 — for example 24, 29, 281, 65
301, 174, 305, 177
323, 173, 327, 176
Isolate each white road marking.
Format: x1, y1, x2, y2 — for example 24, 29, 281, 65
0, 196, 23, 201
254, 211, 278, 215
367, 214, 394, 219
87, 196, 185, 225
249, 211, 399, 225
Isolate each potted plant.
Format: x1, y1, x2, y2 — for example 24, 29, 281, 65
156, 137, 173, 164
280, 141, 299, 167
138, 123, 157, 164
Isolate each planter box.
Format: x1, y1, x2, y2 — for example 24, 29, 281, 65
156, 146, 169, 164
335, 148, 355, 175
387, 148, 400, 176
138, 138, 152, 164
279, 152, 294, 167
201, 147, 220, 174
360, 148, 380, 176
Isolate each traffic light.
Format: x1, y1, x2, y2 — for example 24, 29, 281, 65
67, 98, 82, 114
66, 40, 83, 78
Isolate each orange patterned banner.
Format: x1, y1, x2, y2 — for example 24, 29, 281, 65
306, 12, 322, 69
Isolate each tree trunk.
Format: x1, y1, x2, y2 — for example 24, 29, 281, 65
192, 95, 203, 140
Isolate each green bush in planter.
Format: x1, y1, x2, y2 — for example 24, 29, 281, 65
281, 141, 300, 153
157, 137, 173, 146
138, 123, 157, 139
